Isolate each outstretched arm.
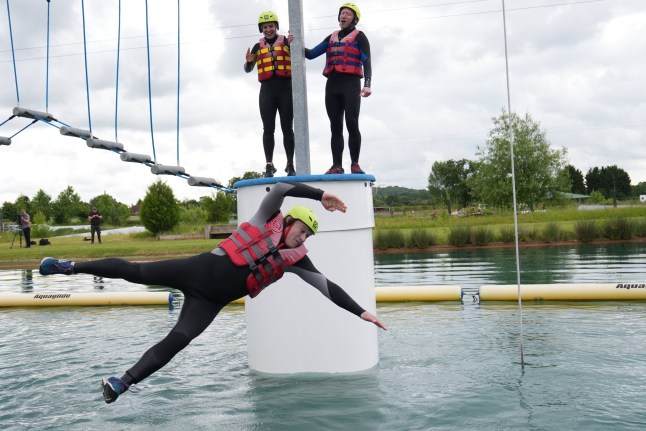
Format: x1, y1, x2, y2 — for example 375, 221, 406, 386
286, 256, 387, 331
248, 182, 346, 227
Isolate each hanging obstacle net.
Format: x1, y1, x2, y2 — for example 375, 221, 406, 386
0, 0, 233, 194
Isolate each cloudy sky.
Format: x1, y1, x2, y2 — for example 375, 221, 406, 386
1, 0, 644, 206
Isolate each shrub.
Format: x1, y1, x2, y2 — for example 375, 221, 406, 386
498, 226, 516, 243
574, 220, 597, 243
373, 229, 406, 249
140, 180, 180, 235
542, 222, 562, 243
448, 226, 471, 247
405, 228, 436, 248
634, 219, 646, 238
518, 226, 538, 242
602, 218, 634, 240
470, 226, 494, 246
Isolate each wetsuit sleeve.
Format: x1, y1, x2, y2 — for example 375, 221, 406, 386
357, 32, 372, 87
305, 35, 331, 60
247, 181, 325, 226
286, 255, 366, 317
244, 42, 261, 73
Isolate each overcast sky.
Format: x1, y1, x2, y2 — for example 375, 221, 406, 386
1, 0, 644, 206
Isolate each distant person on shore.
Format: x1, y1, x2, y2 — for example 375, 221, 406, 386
88, 207, 102, 244
39, 181, 386, 404
19, 209, 31, 248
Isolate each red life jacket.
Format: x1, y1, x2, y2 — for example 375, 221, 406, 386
219, 212, 308, 298
256, 35, 292, 82
323, 29, 364, 78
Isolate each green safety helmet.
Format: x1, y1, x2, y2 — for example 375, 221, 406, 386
258, 11, 279, 32
339, 2, 361, 24
286, 206, 319, 235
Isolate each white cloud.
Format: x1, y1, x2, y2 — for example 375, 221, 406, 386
1, 0, 644, 206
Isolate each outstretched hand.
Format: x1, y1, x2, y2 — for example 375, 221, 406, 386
361, 311, 387, 330
321, 192, 347, 213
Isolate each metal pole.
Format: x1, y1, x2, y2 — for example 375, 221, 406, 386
288, 0, 311, 174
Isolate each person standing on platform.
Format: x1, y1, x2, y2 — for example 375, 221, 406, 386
245, 11, 296, 178
39, 181, 386, 404
19, 209, 31, 248
305, 3, 372, 175
88, 207, 102, 244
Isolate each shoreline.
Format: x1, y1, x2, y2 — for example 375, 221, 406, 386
2, 238, 645, 270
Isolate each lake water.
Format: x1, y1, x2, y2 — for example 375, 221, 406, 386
1, 243, 646, 430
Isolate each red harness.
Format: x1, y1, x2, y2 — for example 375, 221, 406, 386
219, 213, 307, 297
256, 36, 292, 82
323, 29, 364, 78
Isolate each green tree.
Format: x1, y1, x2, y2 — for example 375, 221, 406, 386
632, 181, 646, 197
89, 193, 131, 226
428, 159, 473, 215
1, 201, 18, 224
140, 180, 180, 234
566, 165, 586, 194
14, 194, 31, 214
52, 186, 85, 224
227, 171, 263, 217
202, 191, 234, 223
469, 110, 570, 211
585, 165, 631, 201
31, 189, 53, 222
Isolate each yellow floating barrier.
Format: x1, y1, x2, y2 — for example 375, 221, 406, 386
231, 285, 463, 304
375, 285, 463, 302
0, 291, 174, 307
479, 283, 646, 301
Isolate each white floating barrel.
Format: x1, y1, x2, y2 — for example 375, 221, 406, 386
120, 152, 153, 164
236, 175, 378, 374
188, 176, 218, 187
479, 283, 646, 301
60, 126, 92, 139
86, 138, 124, 151
0, 291, 174, 307
13, 106, 55, 122
151, 164, 185, 175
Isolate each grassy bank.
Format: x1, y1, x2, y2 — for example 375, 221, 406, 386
1, 205, 645, 268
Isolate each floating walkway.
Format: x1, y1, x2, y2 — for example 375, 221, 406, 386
0, 291, 173, 307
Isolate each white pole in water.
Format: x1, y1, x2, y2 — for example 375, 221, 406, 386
237, 177, 378, 374
288, 0, 311, 175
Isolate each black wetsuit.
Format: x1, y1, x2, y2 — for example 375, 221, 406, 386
244, 36, 295, 167
74, 182, 365, 385
305, 28, 372, 167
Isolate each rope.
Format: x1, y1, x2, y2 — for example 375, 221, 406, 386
114, 0, 122, 143
9, 119, 37, 138
46, 0, 51, 112
176, 0, 181, 166
5, 0, 20, 104
501, 0, 524, 366
144, 0, 157, 163
80, 0, 93, 134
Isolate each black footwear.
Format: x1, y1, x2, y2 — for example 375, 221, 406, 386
285, 163, 296, 176
264, 163, 277, 178
101, 377, 129, 404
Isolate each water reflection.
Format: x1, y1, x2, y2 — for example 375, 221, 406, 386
21, 269, 33, 291
374, 243, 646, 289
249, 370, 384, 431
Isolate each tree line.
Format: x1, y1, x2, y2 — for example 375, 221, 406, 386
426, 110, 645, 214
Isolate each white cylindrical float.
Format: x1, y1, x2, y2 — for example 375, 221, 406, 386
0, 291, 174, 307
479, 283, 646, 301
235, 175, 377, 374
